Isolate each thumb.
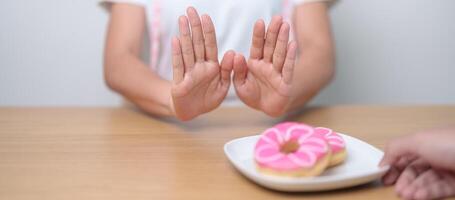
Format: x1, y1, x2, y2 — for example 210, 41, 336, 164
220, 50, 235, 86
233, 53, 248, 87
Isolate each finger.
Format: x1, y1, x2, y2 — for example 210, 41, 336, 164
186, 7, 205, 62
273, 22, 290, 72
413, 179, 455, 200
171, 37, 184, 84
201, 14, 218, 62
395, 163, 424, 193
410, 169, 441, 189
220, 50, 235, 86
178, 15, 195, 71
414, 170, 455, 200
282, 41, 297, 85
395, 168, 417, 195
250, 19, 265, 60
398, 164, 433, 199
383, 167, 401, 186
400, 183, 419, 200
380, 135, 419, 167
382, 156, 417, 185
233, 53, 248, 86
263, 15, 283, 62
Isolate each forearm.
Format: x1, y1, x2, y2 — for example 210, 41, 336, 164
103, 4, 174, 117
287, 42, 334, 110
288, 2, 335, 111
104, 53, 174, 117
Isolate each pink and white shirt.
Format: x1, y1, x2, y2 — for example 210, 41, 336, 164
100, 0, 333, 106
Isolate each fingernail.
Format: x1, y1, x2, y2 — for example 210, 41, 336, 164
179, 15, 187, 22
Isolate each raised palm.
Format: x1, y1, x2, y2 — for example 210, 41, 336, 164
233, 16, 297, 117
171, 7, 234, 121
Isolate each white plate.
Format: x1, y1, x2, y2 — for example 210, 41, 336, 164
224, 133, 390, 192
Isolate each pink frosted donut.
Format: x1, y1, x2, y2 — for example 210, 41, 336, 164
254, 122, 331, 177
314, 127, 347, 166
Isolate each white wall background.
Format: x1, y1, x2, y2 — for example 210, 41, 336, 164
0, 0, 454, 106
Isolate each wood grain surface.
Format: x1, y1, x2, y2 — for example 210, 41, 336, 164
0, 106, 454, 200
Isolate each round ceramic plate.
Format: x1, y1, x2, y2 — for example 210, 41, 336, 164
224, 133, 390, 192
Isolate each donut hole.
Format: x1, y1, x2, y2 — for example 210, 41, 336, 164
280, 140, 300, 154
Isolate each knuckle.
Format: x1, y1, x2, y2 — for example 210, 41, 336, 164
181, 46, 194, 55
264, 39, 276, 47
268, 28, 280, 34
204, 28, 215, 35
204, 41, 216, 49
191, 21, 202, 28
253, 31, 264, 38
274, 49, 286, 58
181, 31, 191, 37
172, 57, 180, 65
194, 42, 205, 49
193, 37, 204, 45
277, 37, 288, 43
252, 38, 263, 46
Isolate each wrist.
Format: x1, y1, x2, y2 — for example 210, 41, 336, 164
167, 94, 177, 118
261, 97, 292, 117
168, 91, 199, 121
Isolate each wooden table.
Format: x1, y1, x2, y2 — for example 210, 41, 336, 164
1, 106, 454, 200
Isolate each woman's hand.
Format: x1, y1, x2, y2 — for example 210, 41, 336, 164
170, 7, 234, 121
233, 16, 297, 117
380, 127, 455, 200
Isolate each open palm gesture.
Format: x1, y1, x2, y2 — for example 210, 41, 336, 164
233, 16, 297, 117
170, 7, 234, 121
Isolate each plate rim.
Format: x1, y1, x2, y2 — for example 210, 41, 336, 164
224, 133, 390, 187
